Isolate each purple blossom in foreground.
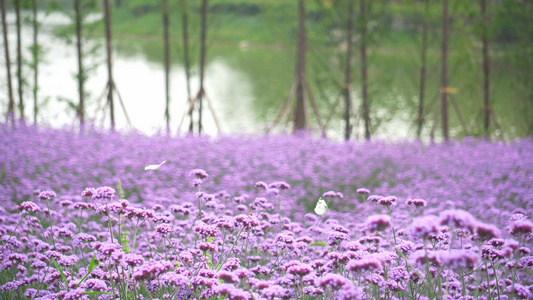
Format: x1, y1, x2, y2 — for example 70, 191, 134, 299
364, 214, 391, 231
409, 215, 440, 240
19, 201, 41, 214
0, 127, 532, 300
439, 209, 477, 231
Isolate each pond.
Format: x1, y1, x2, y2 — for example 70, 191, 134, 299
1, 11, 530, 140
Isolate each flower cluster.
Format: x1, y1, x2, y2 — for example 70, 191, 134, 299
0, 126, 531, 299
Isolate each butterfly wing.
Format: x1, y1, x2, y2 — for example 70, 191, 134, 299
314, 198, 328, 215
144, 160, 167, 171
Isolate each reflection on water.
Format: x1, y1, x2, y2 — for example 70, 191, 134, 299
1, 12, 257, 136
0, 12, 529, 140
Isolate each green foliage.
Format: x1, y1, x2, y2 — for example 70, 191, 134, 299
309, 241, 327, 247
51, 259, 69, 292
75, 254, 98, 289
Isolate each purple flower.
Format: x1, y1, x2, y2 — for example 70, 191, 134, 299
194, 225, 220, 238
214, 284, 251, 300
389, 267, 408, 281
513, 284, 531, 299
475, 222, 501, 241
395, 241, 415, 254
80, 187, 96, 197
322, 191, 337, 198
233, 196, 246, 204
155, 224, 172, 236
190, 168, 209, 179
269, 181, 290, 190
217, 270, 240, 283
261, 284, 291, 300
327, 231, 348, 246
346, 256, 382, 273
367, 195, 383, 202
19, 201, 41, 214
364, 214, 391, 231
132, 260, 174, 281
160, 272, 188, 287
440, 250, 479, 269
338, 284, 365, 300
285, 262, 312, 277
221, 258, 241, 271
357, 188, 370, 195
8, 253, 28, 263
199, 242, 218, 252
92, 186, 116, 201
377, 196, 397, 207
235, 214, 259, 229
38, 190, 56, 201
63, 288, 86, 300
509, 219, 533, 235
303, 286, 324, 296
409, 215, 440, 239
439, 209, 476, 231
405, 198, 427, 208
275, 233, 295, 249
266, 188, 279, 196
510, 213, 528, 223
84, 279, 107, 292
254, 181, 268, 190
124, 254, 144, 267
317, 273, 349, 290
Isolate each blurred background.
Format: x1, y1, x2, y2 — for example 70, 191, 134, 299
0, 0, 531, 141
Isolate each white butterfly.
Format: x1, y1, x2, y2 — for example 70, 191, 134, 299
144, 160, 167, 171
314, 197, 328, 215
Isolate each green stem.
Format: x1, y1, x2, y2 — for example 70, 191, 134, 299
491, 263, 501, 300
216, 227, 244, 271
0, 215, 23, 251
45, 199, 57, 249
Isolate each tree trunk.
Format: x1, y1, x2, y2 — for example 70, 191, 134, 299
15, 0, 23, 120
360, 0, 370, 140
180, 0, 193, 133
198, 0, 208, 135
1, 0, 14, 125
293, 0, 308, 132
343, 0, 354, 141
104, 0, 115, 131
481, 0, 490, 137
74, 0, 85, 128
417, 0, 429, 140
32, 0, 39, 124
162, 0, 170, 134
440, 0, 449, 141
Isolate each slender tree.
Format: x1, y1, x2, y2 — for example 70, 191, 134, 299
293, 0, 308, 132
198, 0, 208, 135
440, 0, 449, 141
104, 0, 115, 130
180, 0, 193, 133
1, 0, 14, 125
481, 0, 490, 137
31, 0, 39, 124
74, 0, 85, 128
15, 0, 24, 120
360, 0, 370, 140
343, 0, 354, 141
417, 0, 430, 139
162, 0, 170, 134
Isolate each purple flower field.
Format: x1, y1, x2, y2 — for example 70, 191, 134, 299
1, 125, 533, 299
